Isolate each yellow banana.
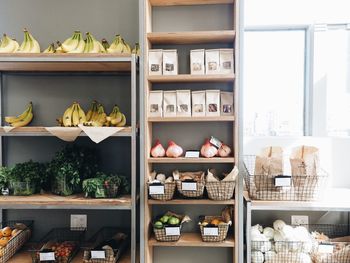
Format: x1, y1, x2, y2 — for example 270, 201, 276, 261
55, 41, 65, 53
16, 30, 31, 53
68, 33, 85, 53
43, 43, 55, 53
61, 31, 80, 52
62, 104, 74, 127
27, 30, 40, 53
132, 43, 140, 56
0, 34, 19, 53
10, 111, 33, 128
101, 39, 110, 51
72, 104, 80, 127
5, 102, 33, 124
107, 35, 124, 53
76, 103, 87, 124
116, 113, 126, 127
121, 39, 131, 54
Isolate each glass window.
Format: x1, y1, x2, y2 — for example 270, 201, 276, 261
243, 29, 306, 136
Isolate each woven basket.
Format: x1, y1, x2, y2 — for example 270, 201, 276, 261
199, 216, 229, 242
148, 182, 176, 201
176, 180, 205, 198
0, 224, 32, 263
206, 181, 235, 200
153, 226, 182, 242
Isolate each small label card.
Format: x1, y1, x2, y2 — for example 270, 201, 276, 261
274, 175, 292, 187
91, 250, 106, 259
165, 227, 180, 236
40, 252, 55, 261
182, 182, 197, 191
185, 151, 200, 158
149, 185, 165, 195
210, 136, 222, 148
203, 227, 219, 236
318, 244, 334, 253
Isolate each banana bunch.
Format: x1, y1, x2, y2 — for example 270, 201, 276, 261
0, 34, 19, 53
16, 29, 40, 53
106, 105, 126, 127
84, 101, 107, 127
5, 102, 33, 128
43, 43, 55, 53
132, 43, 140, 56
107, 34, 131, 54
59, 102, 86, 127
83, 32, 106, 53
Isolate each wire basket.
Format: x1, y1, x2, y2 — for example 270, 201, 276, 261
148, 182, 176, 201
84, 184, 119, 199
10, 181, 37, 196
308, 224, 350, 263
82, 227, 129, 263
0, 220, 33, 263
243, 155, 328, 201
176, 179, 205, 198
206, 181, 235, 201
51, 176, 75, 197
199, 216, 230, 242
153, 225, 182, 242
31, 227, 86, 263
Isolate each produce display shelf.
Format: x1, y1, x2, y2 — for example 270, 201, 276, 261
0, 193, 134, 210
147, 30, 235, 45
149, 0, 234, 6
244, 188, 350, 212
8, 248, 138, 263
149, 233, 235, 247
147, 74, 235, 83
148, 157, 235, 163
0, 54, 133, 72
0, 126, 133, 137
148, 116, 235, 122
149, 199, 235, 205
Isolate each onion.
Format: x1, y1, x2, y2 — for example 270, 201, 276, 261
166, 140, 183, 158
217, 143, 232, 157
200, 139, 218, 158
273, 220, 286, 231
150, 140, 165, 158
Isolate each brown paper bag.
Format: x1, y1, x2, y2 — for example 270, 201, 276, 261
254, 146, 283, 192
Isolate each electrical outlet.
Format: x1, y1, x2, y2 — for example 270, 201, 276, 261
291, 215, 309, 226
70, 214, 87, 229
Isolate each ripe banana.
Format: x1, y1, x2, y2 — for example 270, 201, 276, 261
83, 33, 101, 53
76, 103, 87, 124
43, 43, 55, 53
5, 102, 33, 124
55, 41, 64, 53
121, 39, 131, 54
62, 104, 74, 127
10, 110, 33, 128
0, 34, 19, 53
68, 32, 85, 53
116, 113, 126, 127
132, 43, 140, 56
72, 104, 80, 127
61, 31, 81, 52
107, 35, 124, 53
86, 101, 97, 121
16, 29, 40, 53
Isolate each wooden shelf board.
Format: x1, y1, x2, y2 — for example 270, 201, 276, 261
0, 54, 133, 72
147, 30, 235, 44
0, 193, 133, 210
149, 233, 235, 247
147, 74, 234, 83
149, 199, 234, 205
148, 157, 234, 163
8, 248, 137, 263
0, 126, 133, 137
148, 116, 235, 122
149, 0, 234, 6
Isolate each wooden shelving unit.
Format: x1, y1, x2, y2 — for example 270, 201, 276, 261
0, 55, 138, 263
143, 0, 239, 262
149, 233, 235, 247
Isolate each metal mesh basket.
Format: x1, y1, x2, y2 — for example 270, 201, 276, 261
206, 181, 235, 201
176, 179, 205, 198
10, 181, 37, 196
153, 226, 182, 242
31, 227, 86, 263
148, 182, 176, 201
0, 220, 33, 263
199, 216, 229, 242
243, 155, 328, 201
82, 227, 129, 263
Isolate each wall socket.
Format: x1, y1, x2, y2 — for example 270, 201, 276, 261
70, 214, 87, 229
291, 215, 309, 225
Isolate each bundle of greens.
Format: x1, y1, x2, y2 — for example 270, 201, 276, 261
8, 160, 48, 195
47, 145, 99, 196
82, 172, 130, 198
0, 166, 10, 191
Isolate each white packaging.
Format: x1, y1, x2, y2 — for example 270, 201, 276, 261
220, 91, 234, 116
219, 48, 234, 74
191, 91, 206, 116
206, 90, 220, 116
148, 49, 163, 75
205, 49, 220, 74
149, 91, 163, 117
176, 90, 191, 117
163, 49, 178, 75
163, 90, 177, 117
190, 49, 205, 75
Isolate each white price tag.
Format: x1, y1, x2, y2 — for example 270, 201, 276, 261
149, 185, 165, 195
182, 182, 197, 191
318, 244, 334, 253
91, 250, 106, 259
165, 227, 180, 236
40, 252, 55, 261
275, 176, 291, 187
185, 151, 200, 158
203, 227, 219, 236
